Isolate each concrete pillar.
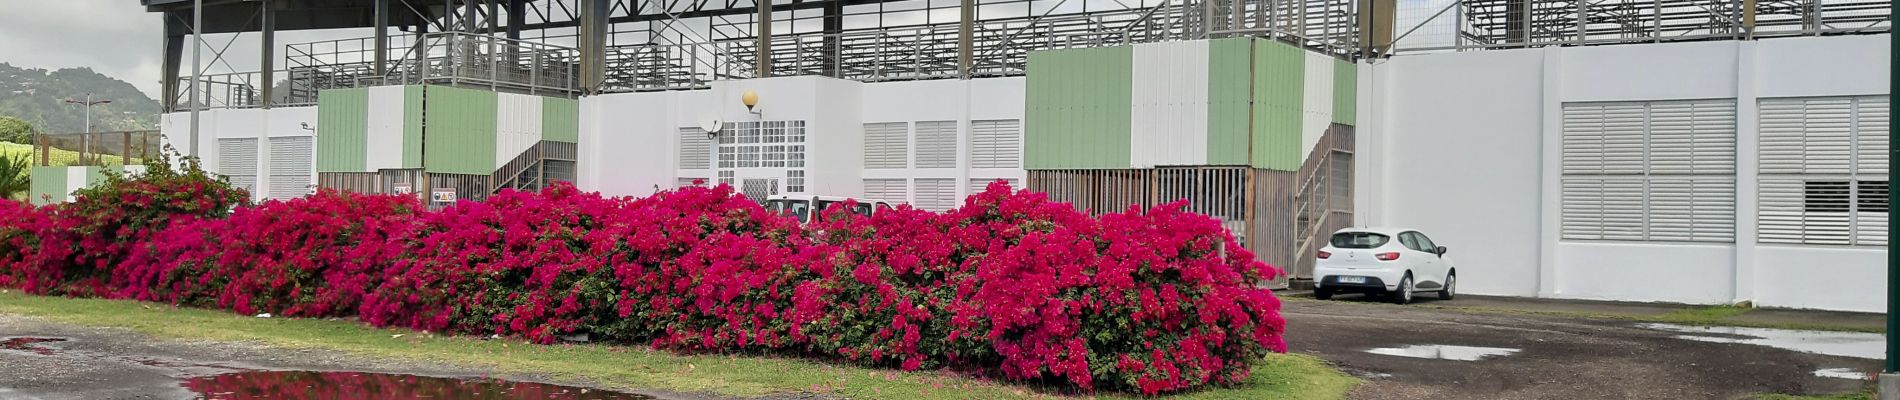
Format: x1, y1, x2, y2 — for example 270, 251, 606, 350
959, 0, 973, 78
260, 0, 275, 108
375, 0, 389, 75
756, 0, 773, 78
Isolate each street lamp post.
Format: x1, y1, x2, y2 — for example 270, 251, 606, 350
63, 94, 112, 164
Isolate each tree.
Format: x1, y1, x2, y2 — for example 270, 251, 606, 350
0, 117, 31, 145
0, 153, 30, 199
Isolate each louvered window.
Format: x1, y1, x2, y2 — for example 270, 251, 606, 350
218, 138, 258, 193
1758, 96, 1889, 246
267, 136, 315, 199
863, 179, 907, 204
915, 121, 958, 168
1561, 100, 1737, 242
969, 178, 1020, 194
679, 128, 712, 169
864, 122, 908, 169
970, 119, 1021, 168
914, 178, 957, 211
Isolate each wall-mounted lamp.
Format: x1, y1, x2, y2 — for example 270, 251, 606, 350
299, 122, 317, 135
741, 90, 761, 116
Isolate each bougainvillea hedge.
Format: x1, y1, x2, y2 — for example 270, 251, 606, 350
0, 168, 1286, 394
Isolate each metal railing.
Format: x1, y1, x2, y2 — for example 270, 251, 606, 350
32, 131, 161, 167
1390, 0, 1891, 54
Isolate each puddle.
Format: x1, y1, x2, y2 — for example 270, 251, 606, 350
1813, 368, 1872, 380
1639, 323, 1883, 360
181, 371, 653, 399
1363, 344, 1521, 361
0, 337, 66, 355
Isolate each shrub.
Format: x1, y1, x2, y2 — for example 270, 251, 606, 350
0, 179, 1286, 395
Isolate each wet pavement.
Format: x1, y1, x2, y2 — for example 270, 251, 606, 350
182, 371, 652, 399
1283, 296, 1880, 399
0, 297, 1883, 399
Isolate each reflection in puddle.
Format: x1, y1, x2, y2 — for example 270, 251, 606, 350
1364, 345, 1520, 361
1639, 323, 1883, 360
182, 371, 653, 400
1813, 368, 1871, 380
0, 337, 66, 355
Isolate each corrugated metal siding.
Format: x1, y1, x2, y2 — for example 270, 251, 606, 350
863, 122, 909, 169
1130, 40, 1210, 168
863, 178, 908, 205
1205, 38, 1253, 166
495, 93, 545, 169
970, 119, 1022, 168
28, 167, 67, 205
269, 136, 316, 199
1332, 60, 1357, 125
915, 121, 959, 168
1299, 51, 1335, 160
1251, 40, 1305, 171
316, 88, 370, 172
402, 85, 425, 168
424, 86, 500, 175
913, 178, 957, 211
1024, 46, 1133, 170
542, 97, 580, 143
678, 128, 712, 169
365, 86, 407, 171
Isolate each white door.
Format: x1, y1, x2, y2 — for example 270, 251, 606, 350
1398, 232, 1441, 287
1411, 231, 1450, 287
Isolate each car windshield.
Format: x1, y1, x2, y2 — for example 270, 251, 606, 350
1330, 232, 1391, 249
767, 199, 812, 223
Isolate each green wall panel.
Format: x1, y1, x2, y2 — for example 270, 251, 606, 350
1333, 59, 1357, 125
28, 167, 66, 205
423, 85, 499, 175
1205, 38, 1254, 166
403, 85, 425, 168
542, 97, 580, 143
1250, 40, 1305, 171
1024, 46, 1133, 170
316, 88, 370, 172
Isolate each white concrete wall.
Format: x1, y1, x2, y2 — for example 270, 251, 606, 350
582, 76, 1028, 207
1358, 34, 1891, 311
160, 106, 318, 202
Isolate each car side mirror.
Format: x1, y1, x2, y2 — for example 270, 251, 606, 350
1436, 246, 1449, 256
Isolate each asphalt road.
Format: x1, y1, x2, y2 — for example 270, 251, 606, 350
1283, 295, 1879, 400
0, 297, 1879, 400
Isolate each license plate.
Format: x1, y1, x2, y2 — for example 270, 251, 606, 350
1337, 276, 1366, 284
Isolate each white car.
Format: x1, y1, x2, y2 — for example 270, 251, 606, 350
1312, 227, 1456, 304
762, 195, 895, 224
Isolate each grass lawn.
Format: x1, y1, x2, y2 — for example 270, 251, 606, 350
0, 291, 1359, 399
1755, 387, 1874, 400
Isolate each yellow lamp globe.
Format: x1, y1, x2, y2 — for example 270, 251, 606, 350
741, 90, 759, 110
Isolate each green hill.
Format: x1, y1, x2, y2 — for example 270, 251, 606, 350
0, 63, 159, 135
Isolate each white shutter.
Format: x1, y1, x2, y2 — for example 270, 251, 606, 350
678, 128, 712, 169
863, 178, 907, 204
970, 120, 1021, 168
1560, 178, 1604, 240
1858, 96, 1890, 176
915, 121, 958, 168
1644, 177, 1735, 242
1857, 180, 1888, 246
1601, 178, 1647, 241
1758, 178, 1807, 244
268, 136, 315, 199
228, 176, 258, 193
1561, 103, 1645, 175
970, 178, 1019, 194
863, 122, 909, 169
1648, 100, 1735, 174
913, 178, 957, 211
218, 138, 258, 177
1760, 99, 1811, 174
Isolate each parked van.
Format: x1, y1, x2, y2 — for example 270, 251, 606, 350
763, 195, 895, 224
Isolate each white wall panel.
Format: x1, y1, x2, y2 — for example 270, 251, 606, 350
1129, 41, 1209, 168
495, 93, 544, 168
1555, 242, 1736, 304
365, 86, 407, 170
1301, 51, 1335, 156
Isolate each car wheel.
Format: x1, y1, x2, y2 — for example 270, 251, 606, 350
1314, 286, 1334, 300
1390, 274, 1414, 305
1438, 274, 1456, 300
